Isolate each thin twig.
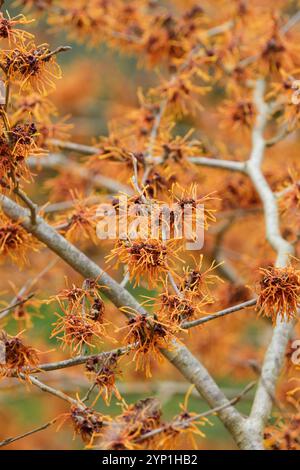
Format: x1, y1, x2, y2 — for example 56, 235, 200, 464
120, 271, 130, 288
44, 46, 72, 60
29, 152, 133, 195
47, 142, 246, 173
0, 259, 57, 320
212, 216, 243, 283
27, 346, 132, 373
23, 374, 79, 406
266, 125, 291, 148
49, 139, 99, 155
189, 156, 246, 172
0, 293, 34, 319
182, 299, 257, 330
0, 418, 58, 448
281, 10, 300, 34
82, 382, 97, 404
168, 272, 182, 297
14, 185, 38, 225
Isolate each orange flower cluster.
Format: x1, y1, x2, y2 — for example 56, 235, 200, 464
181, 255, 222, 301
54, 199, 100, 245
69, 405, 106, 443
97, 398, 162, 450
0, 330, 39, 378
120, 309, 180, 377
97, 392, 207, 450
0, 211, 37, 264
0, 12, 33, 43
0, 41, 63, 94
107, 238, 179, 288
51, 279, 108, 354
257, 265, 300, 323
0, 5, 70, 196
85, 352, 122, 405
265, 413, 300, 450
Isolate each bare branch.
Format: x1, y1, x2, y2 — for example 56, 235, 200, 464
266, 125, 291, 148
28, 153, 133, 195
206, 20, 234, 37
44, 46, 72, 60
0, 293, 34, 320
182, 299, 256, 329
13, 186, 38, 225
246, 80, 292, 258
189, 156, 246, 172
0, 419, 57, 448
146, 99, 167, 162
48, 139, 99, 155
212, 217, 243, 283
281, 10, 300, 34
31, 346, 132, 373
244, 80, 295, 438
23, 374, 79, 406
46, 142, 246, 173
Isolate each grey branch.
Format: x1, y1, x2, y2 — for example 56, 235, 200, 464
48, 139, 99, 155
31, 346, 132, 373
244, 80, 295, 439
189, 156, 246, 172
0, 293, 34, 320
45, 141, 246, 173
28, 153, 133, 195
0, 419, 57, 448
182, 299, 256, 329
22, 374, 79, 406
